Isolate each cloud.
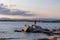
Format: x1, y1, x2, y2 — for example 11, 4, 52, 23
0, 4, 36, 16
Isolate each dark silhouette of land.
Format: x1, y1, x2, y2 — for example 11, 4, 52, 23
0, 19, 60, 23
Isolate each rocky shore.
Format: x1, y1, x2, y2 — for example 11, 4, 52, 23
14, 24, 60, 36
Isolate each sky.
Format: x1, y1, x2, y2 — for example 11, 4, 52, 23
0, 0, 60, 19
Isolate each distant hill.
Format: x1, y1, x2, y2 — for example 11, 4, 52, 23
0, 18, 60, 22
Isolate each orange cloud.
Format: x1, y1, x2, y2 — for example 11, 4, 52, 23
0, 14, 36, 19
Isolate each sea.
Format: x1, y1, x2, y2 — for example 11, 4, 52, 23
0, 22, 60, 40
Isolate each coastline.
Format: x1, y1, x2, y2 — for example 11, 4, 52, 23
0, 20, 60, 23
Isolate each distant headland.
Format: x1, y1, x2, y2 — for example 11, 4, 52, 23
0, 19, 60, 23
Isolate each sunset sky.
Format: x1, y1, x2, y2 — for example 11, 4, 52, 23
0, 0, 60, 19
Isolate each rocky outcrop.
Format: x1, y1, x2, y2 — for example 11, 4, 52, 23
22, 25, 50, 33
14, 30, 22, 32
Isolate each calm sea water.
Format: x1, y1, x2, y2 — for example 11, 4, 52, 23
0, 22, 60, 40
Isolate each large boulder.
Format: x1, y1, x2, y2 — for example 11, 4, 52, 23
22, 25, 30, 32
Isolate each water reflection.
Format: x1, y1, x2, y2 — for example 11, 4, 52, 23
0, 22, 60, 40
